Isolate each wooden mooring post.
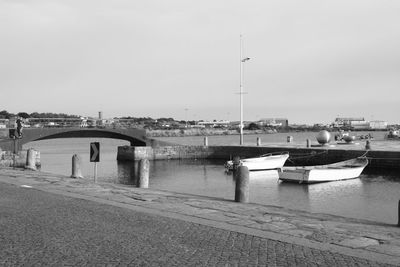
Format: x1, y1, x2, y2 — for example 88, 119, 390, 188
366, 140, 371, 150
234, 166, 249, 203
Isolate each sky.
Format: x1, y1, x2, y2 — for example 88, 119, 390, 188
1, 0, 400, 124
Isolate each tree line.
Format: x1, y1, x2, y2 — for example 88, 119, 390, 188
0, 110, 80, 119
0, 111, 183, 123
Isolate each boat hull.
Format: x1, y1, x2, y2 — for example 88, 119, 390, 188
278, 158, 368, 184
225, 152, 289, 171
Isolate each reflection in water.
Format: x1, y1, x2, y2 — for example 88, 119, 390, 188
277, 181, 311, 211
278, 178, 368, 219
358, 173, 400, 223
117, 161, 138, 185
202, 164, 208, 182
248, 170, 278, 181
362, 168, 400, 182
307, 179, 364, 216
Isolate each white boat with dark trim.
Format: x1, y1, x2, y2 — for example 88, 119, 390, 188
278, 157, 368, 184
385, 129, 400, 140
225, 152, 289, 171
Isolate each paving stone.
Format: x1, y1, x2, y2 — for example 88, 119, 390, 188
366, 244, 400, 257
335, 237, 380, 248
247, 221, 297, 232
193, 211, 245, 222
284, 229, 314, 238
229, 219, 260, 226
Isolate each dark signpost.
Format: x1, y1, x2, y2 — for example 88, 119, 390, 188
90, 142, 100, 162
90, 142, 100, 182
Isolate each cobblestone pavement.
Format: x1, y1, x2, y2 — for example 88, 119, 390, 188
1, 168, 400, 266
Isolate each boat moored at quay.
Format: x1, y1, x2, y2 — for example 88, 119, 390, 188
385, 129, 400, 140
224, 151, 289, 171
278, 157, 368, 184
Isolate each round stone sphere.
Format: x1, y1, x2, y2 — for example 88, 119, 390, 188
316, 130, 331, 145
343, 135, 356, 143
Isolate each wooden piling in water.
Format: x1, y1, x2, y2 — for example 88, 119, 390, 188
234, 166, 249, 203
366, 140, 371, 150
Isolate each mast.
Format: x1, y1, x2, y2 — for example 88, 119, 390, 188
239, 35, 250, 145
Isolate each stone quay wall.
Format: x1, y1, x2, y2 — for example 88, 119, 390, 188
0, 149, 41, 169
117, 145, 400, 170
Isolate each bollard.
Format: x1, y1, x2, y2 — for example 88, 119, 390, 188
35, 151, 41, 169
365, 140, 371, 150
71, 154, 84, 178
287, 136, 293, 143
256, 137, 261, 146
306, 139, 311, 148
138, 159, 150, 188
204, 136, 208, 146
25, 148, 36, 170
234, 166, 249, 203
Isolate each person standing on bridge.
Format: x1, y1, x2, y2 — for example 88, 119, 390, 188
16, 117, 23, 138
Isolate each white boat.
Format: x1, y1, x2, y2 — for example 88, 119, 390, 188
385, 129, 400, 140
278, 157, 368, 184
225, 152, 289, 171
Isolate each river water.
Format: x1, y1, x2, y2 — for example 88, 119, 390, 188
23, 131, 400, 224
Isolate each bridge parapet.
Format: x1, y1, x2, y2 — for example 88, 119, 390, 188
0, 127, 171, 152
0, 118, 151, 129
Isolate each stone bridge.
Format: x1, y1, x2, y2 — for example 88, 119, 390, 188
0, 127, 170, 151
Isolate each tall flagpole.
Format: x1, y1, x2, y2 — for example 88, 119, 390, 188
239, 35, 250, 145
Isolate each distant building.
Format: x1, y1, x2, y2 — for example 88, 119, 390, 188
351, 120, 370, 130
334, 117, 365, 128
290, 124, 313, 129
333, 117, 388, 130
369, 120, 388, 130
258, 118, 288, 128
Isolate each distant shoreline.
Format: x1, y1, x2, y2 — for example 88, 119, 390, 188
146, 128, 387, 138
146, 128, 276, 137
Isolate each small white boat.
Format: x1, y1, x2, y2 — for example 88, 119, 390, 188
225, 152, 289, 171
385, 129, 400, 140
278, 157, 368, 184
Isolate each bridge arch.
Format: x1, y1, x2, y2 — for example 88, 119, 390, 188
0, 127, 170, 151
24, 129, 147, 146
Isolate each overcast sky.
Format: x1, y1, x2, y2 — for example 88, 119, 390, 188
1, 0, 400, 124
